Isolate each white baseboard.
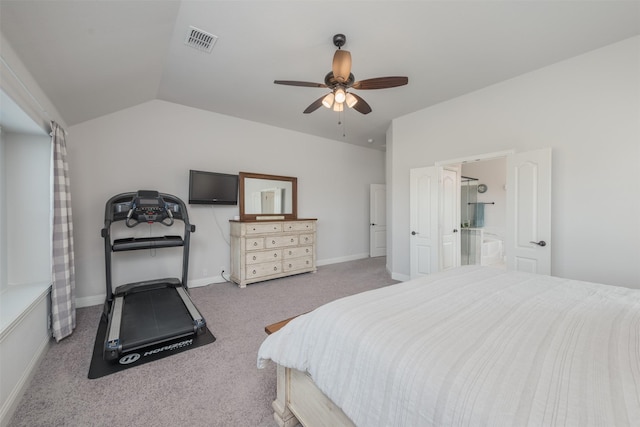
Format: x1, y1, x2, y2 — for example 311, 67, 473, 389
316, 253, 369, 267
76, 294, 105, 309
188, 274, 226, 288
78, 255, 380, 305
76, 275, 227, 308
391, 272, 410, 282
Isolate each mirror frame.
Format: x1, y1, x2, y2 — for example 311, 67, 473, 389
239, 172, 297, 221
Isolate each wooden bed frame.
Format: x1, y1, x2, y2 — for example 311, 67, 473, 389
272, 364, 355, 427
266, 316, 355, 426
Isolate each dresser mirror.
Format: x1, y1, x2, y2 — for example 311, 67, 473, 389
239, 172, 297, 220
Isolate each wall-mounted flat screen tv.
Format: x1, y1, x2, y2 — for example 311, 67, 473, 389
188, 170, 239, 205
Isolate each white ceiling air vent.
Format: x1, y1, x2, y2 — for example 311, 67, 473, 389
184, 26, 217, 53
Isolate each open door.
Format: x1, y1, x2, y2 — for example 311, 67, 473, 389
506, 148, 552, 274
369, 184, 386, 257
440, 167, 460, 270
409, 149, 551, 279
410, 166, 439, 278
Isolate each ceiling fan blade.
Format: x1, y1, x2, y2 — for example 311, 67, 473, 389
351, 76, 408, 90
303, 96, 326, 114
332, 49, 352, 83
349, 93, 372, 114
274, 80, 327, 88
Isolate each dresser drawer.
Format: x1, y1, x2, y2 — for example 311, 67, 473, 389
246, 223, 283, 234
246, 249, 281, 265
265, 235, 299, 248
283, 221, 315, 232
284, 246, 313, 259
299, 234, 314, 245
246, 237, 264, 250
283, 256, 313, 272
246, 261, 281, 278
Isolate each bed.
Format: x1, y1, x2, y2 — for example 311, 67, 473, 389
258, 266, 640, 427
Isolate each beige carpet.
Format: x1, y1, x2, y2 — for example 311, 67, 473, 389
8, 257, 397, 427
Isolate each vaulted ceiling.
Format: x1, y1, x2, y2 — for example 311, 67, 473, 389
1, 1, 638, 150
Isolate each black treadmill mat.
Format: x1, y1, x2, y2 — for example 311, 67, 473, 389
88, 314, 215, 379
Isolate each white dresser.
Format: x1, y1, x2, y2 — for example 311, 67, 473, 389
229, 219, 317, 288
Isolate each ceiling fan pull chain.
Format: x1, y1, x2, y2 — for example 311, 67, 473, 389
338, 110, 347, 138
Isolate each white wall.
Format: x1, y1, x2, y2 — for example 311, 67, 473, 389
389, 36, 640, 288
0, 129, 5, 293
68, 100, 386, 305
0, 34, 66, 131
3, 132, 51, 286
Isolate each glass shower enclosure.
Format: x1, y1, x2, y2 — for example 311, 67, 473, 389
461, 176, 481, 265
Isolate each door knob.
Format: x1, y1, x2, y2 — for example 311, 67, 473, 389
530, 240, 547, 247
411, 231, 419, 235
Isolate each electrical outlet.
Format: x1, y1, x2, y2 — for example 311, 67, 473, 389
220, 266, 225, 274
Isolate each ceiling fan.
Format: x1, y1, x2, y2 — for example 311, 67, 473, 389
274, 34, 408, 115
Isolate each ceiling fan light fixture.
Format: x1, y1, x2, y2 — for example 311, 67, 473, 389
322, 93, 335, 109
333, 102, 344, 112
334, 87, 346, 104
345, 92, 358, 108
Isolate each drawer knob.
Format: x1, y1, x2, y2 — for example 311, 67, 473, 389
306, 260, 309, 265
274, 253, 278, 258
306, 249, 309, 253
272, 240, 276, 244
288, 263, 292, 268
252, 270, 256, 274
253, 256, 256, 260
289, 251, 292, 255
253, 242, 258, 246
290, 238, 294, 242
273, 266, 278, 271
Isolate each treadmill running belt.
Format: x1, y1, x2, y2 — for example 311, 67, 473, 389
120, 287, 195, 350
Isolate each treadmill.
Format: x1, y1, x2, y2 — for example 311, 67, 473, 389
101, 190, 207, 362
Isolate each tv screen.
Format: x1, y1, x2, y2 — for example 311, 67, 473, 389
188, 170, 239, 205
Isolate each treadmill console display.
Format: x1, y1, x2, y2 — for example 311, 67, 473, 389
134, 197, 164, 222
126, 191, 174, 227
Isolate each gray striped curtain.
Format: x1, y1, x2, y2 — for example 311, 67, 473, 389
50, 121, 76, 341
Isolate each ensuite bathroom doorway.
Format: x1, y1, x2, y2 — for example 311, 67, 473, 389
410, 148, 552, 278
458, 157, 507, 268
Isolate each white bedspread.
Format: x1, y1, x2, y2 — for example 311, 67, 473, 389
258, 266, 640, 426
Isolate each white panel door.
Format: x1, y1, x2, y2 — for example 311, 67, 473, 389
369, 184, 386, 257
506, 148, 552, 274
410, 167, 439, 278
440, 168, 460, 270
